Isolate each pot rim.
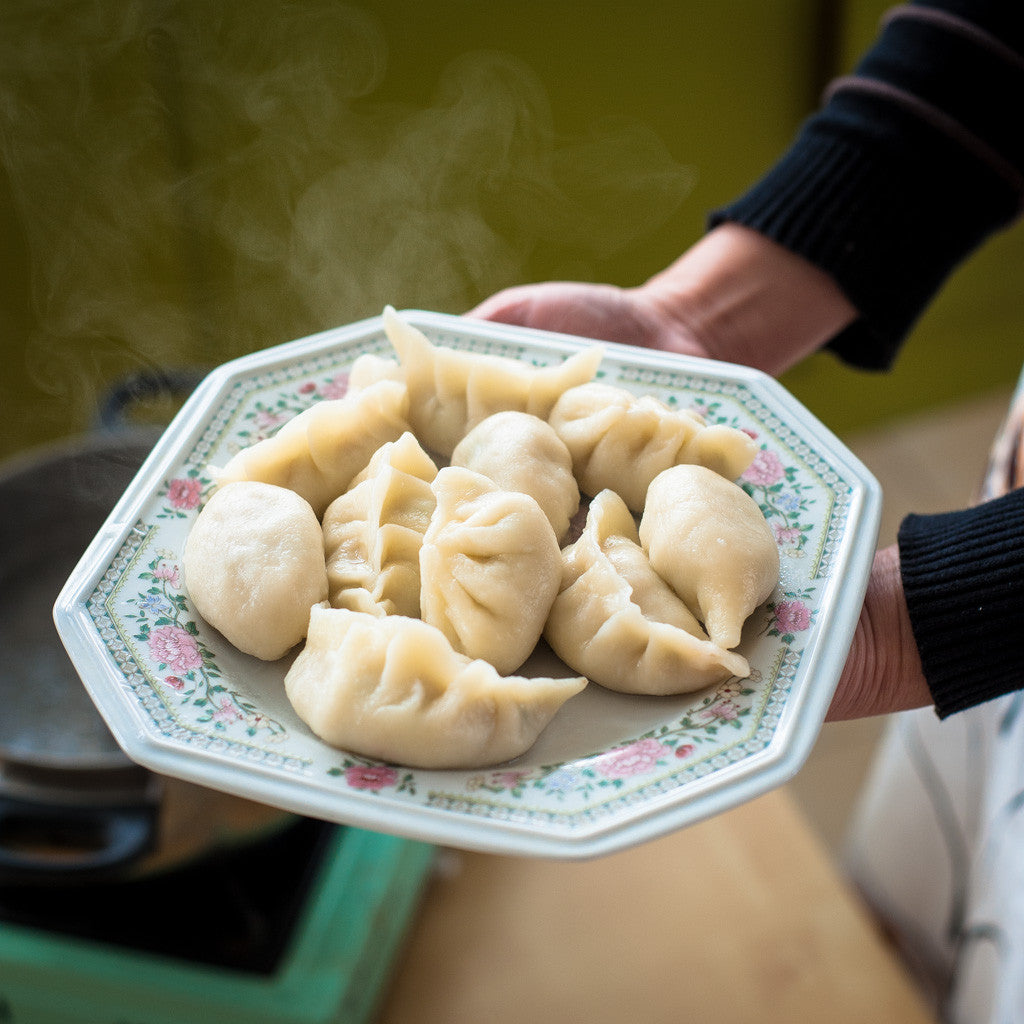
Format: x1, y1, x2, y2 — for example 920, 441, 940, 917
0, 427, 163, 774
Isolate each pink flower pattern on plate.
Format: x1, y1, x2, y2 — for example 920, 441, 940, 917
596, 738, 671, 780
491, 770, 530, 790
346, 765, 400, 791
319, 374, 348, 400
212, 696, 243, 724
774, 599, 811, 634
253, 408, 289, 432
774, 525, 801, 545
167, 477, 202, 510
700, 699, 740, 722
153, 561, 180, 587
742, 448, 786, 487
148, 625, 203, 674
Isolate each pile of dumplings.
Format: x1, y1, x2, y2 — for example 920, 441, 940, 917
182, 307, 780, 770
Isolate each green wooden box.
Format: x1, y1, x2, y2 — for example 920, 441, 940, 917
0, 827, 434, 1024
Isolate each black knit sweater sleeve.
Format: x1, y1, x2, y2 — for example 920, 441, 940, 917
899, 487, 1024, 717
711, 1, 1024, 717
710, 0, 1024, 370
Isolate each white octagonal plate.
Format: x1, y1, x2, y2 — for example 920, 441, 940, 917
54, 309, 881, 859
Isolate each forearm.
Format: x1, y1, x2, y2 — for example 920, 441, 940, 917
696, 3, 1024, 372
637, 223, 858, 376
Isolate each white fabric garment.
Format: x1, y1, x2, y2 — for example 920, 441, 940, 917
845, 372, 1024, 1024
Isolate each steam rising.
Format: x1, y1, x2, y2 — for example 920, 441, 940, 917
0, 0, 693, 436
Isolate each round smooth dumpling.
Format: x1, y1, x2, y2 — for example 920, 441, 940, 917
639, 464, 779, 650
450, 411, 580, 541
545, 490, 750, 695
284, 606, 587, 769
322, 432, 437, 618
183, 481, 328, 661
420, 466, 562, 675
548, 381, 757, 512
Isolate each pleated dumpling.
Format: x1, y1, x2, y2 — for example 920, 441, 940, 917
284, 606, 587, 769
639, 464, 780, 650
544, 490, 750, 695
183, 481, 328, 661
210, 379, 410, 517
450, 411, 580, 542
548, 381, 758, 512
348, 351, 401, 393
420, 466, 562, 675
381, 306, 603, 457
321, 432, 438, 618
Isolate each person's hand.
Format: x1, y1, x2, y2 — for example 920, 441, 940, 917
826, 545, 932, 721
468, 224, 859, 376
467, 281, 716, 360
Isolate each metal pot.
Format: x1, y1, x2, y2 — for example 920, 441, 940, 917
0, 372, 296, 884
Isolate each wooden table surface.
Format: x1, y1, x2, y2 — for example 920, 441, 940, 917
377, 787, 936, 1024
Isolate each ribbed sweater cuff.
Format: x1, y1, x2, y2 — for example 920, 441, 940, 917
710, 119, 1018, 371
898, 489, 1024, 717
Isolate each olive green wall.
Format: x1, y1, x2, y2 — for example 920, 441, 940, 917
1, 1, 1020, 462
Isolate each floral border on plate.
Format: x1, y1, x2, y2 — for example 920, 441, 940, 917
81, 320, 853, 835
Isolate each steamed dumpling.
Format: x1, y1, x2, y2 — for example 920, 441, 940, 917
545, 490, 750, 695
183, 481, 328, 661
548, 381, 758, 512
381, 306, 603, 456
420, 466, 562, 675
322, 432, 438, 618
450, 411, 580, 541
639, 464, 780, 649
284, 606, 587, 769
348, 351, 402, 392
210, 379, 410, 517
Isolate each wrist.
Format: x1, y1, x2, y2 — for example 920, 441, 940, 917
827, 544, 932, 721
638, 224, 858, 375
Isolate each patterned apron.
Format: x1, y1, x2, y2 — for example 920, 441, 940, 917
845, 372, 1024, 1024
